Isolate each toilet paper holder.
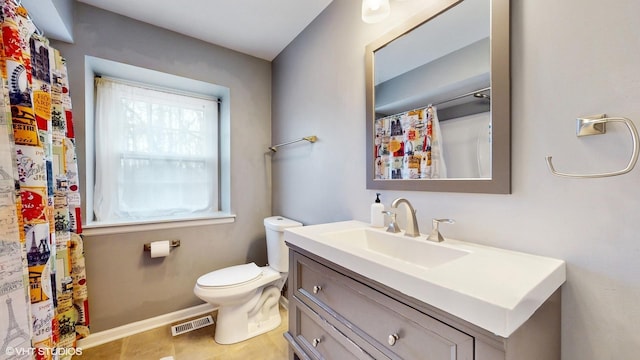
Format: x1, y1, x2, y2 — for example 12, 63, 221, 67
143, 240, 181, 252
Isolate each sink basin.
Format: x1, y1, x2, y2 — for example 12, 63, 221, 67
284, 220, 566, 338
321, 228, 470, 269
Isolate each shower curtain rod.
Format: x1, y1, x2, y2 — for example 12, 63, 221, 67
434, 86, 491, 107
384, 86, 492, 119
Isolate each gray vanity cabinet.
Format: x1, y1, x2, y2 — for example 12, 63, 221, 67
285, 246, 561, 360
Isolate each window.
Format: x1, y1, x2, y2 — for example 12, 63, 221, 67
92, 77, 219, 223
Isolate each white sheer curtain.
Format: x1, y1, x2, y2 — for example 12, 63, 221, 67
93, 77, 218, 222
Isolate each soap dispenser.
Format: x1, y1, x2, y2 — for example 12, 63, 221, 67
370, 193, 385, 227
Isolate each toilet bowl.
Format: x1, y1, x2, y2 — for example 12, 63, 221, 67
193, 216, 302, 344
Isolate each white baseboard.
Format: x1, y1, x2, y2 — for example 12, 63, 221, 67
77, 303, 215, 349
78, 297, 290, 350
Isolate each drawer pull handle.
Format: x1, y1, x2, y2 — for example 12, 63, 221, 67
388, 333, 399, 346
312, 338, 321, 347
312, 285, 322, 294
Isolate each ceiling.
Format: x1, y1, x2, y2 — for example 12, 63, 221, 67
24, 0, 334, 61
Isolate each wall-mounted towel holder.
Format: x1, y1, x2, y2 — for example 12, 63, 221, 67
143, 240, 181, 251
269, 136, 317, 152
546, 114, 639, 178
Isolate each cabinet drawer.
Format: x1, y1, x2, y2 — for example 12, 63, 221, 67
294, 254, 474, 360
289, 298, 374, 360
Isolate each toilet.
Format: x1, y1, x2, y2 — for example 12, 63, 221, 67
193, 216, 302, 344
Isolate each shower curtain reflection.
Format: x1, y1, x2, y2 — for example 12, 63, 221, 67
374, 105, 447, 180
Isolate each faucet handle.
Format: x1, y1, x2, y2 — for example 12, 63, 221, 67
382, 211, 401, 233
428, 218, 455, 242
433, 218, 455, 226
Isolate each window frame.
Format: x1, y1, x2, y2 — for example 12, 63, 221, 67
83, 56, 234, 235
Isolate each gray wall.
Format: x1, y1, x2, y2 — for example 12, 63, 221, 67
272, 0, 640, 359
52, 3, 272, 332
375, 38, 490, 116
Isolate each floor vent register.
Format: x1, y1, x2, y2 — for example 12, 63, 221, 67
171, 315, 214, 336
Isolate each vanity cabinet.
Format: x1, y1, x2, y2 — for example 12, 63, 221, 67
285, 246, 561, 360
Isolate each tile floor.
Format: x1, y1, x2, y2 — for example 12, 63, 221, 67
79, 306, 289, 360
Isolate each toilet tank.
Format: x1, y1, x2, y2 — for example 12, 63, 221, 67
264, 216, 302, 272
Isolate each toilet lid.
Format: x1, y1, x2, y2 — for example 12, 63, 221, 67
197, 262, 263, 288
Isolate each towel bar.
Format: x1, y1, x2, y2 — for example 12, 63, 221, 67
269, 136, 317, 152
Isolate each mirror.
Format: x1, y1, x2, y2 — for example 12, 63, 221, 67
365, 0, 510, 193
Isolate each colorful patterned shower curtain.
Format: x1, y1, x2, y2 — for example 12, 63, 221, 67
0, 1, 89, 359
374, 105, 447, 180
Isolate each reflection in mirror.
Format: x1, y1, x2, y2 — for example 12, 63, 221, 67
365, 0, 510, 193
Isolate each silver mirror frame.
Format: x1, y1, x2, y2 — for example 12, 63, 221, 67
365, 0, 510, 194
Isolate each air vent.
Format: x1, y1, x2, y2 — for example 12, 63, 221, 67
171, 315, 214, 336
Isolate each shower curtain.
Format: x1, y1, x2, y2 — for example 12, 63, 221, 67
373, 104, 447, 180
423, 105, 447, 179
0, 1, 89, 359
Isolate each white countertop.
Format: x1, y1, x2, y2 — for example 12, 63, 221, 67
285, 220, 566, 338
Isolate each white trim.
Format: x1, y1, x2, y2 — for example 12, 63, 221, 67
78, 296, 290, 350
84, 55, 232, 230
82, 213, 236, 236
77, 303, 216, 350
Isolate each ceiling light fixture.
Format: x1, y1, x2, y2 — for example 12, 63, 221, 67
362, 0, 391, 24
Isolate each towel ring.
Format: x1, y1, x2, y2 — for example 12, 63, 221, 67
546, 115, 639, 178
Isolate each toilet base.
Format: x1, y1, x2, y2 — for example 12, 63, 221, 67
214, 285, 282, 344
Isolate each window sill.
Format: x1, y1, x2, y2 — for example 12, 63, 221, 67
82, 213, 236, 236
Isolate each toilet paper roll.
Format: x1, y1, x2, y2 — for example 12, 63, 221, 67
150, 240, 171, 258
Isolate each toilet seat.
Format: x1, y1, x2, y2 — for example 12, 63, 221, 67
197, 263, 263, 288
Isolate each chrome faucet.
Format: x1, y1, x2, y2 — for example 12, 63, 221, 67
390, 198, 420, 237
